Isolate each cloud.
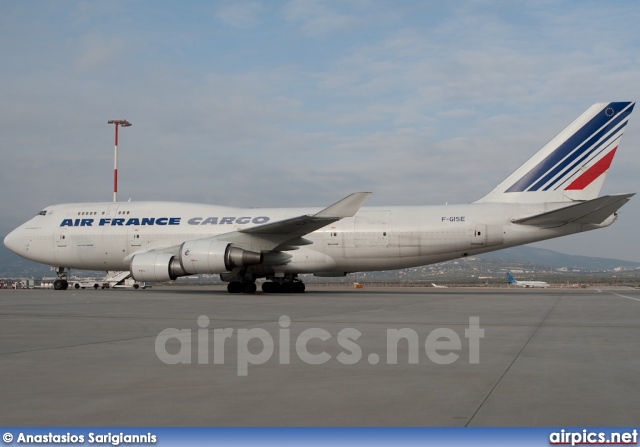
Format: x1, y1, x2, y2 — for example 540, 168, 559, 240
215, 2, 262, 27
73, 34, 130, 72
283, 0, 354, 36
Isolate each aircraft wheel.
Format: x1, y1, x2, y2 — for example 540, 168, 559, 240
54, 280, 65, 290
241, 282, 257, 294
133, 284, 139, 289
280, 282, 293, 293
227, 282, 242, 294
262, 282, 281, 293
293, 282, 305, 293
74, 283, 80, 289
61, 280, 69, 290
94, 284, 100, 289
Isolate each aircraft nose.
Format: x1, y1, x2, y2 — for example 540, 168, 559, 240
3, 228, 21, 254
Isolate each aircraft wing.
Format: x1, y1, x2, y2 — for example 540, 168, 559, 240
241, 192, 371, 236
219, 192, 371, 252
512, 193, 634, 227
127, 192, 371, 265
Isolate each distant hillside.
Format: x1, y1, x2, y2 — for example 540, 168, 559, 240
478, 246, 640, 271
0, 247, 50, 277
0, 247, 101, 278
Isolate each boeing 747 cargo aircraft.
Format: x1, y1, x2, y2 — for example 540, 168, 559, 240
4, 102, 635, 293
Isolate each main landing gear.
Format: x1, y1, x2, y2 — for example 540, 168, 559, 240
225, 274, 306, 294
227, 281, 257, 294
261, 280, 305, 293
53, 267, 69, 290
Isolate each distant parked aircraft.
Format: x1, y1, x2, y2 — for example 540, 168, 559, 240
506, 272, 550, 288
431, 283, 448, 288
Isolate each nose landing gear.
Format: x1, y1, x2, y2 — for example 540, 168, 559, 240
53, 267, 69, 290
53, 279, 69, 290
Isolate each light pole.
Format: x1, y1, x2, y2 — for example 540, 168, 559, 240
107, 119, 132, 202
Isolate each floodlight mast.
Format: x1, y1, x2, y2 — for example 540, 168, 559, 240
107, 120, 132, 202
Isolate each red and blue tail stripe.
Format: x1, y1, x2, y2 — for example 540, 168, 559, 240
506, 102, 634, 193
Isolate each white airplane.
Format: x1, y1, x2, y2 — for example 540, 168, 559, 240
431, 283, 448, 289
3, 102, 635, 294
506, 272, 550, 288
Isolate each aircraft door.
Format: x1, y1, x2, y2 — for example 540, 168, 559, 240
129, 228, 142, 248
105, 203, 119, 217
56, 229, 68, 248
470, 224, 486, 245
325, 225, 343, 246
354, 210, 390, 247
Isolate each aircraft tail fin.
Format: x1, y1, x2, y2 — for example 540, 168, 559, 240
476, 102, 635, 204
506, 272, 517, 284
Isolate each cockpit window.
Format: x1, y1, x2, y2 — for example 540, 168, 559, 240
37, 210, 47, 216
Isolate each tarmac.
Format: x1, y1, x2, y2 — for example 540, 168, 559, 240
1, 285, 639, 426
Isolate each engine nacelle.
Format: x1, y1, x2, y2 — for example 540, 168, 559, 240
180, 240, 263, 274
130, 241, 263, 282
130, 252, 187, 282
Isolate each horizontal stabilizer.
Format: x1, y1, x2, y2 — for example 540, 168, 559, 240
512, 193, 634, 226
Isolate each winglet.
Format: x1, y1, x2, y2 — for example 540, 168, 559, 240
314, 192, 371, 218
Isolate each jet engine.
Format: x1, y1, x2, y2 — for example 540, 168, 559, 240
129, 252, 186, 282
179, 239, 262, 274
130, 240, 262, 282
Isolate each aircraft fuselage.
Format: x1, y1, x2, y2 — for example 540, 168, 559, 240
4, 200, 611, 275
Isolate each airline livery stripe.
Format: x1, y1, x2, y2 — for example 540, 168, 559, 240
549, 131, 622, 191
505, 102, 633, 193
533, 113, 630, 191
505, 103, 616, 192
564, 147, 617, 190
529, 105, 631, 191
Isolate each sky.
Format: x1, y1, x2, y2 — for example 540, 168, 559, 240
2, 1, 640, 262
